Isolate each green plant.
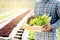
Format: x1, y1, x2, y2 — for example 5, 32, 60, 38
28, 31, 35, 40
29, 14, 51, 26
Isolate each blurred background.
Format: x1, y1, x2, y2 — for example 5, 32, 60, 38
0, 0, 35, 13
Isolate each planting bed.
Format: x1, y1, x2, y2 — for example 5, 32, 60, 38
0, 9, 31, 37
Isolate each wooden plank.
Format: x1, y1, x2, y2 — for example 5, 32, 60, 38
21, 24, 42, 32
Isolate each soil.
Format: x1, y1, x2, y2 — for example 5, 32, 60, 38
0, 9, 31, 37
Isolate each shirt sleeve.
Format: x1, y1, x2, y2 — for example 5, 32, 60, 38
51, 2, 60, 29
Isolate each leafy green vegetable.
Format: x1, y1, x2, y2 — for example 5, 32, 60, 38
29, 14, 51, 26
28, 31, 35, 40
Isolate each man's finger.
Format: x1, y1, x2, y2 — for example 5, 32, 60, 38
42, 27, 50, 32
43, 26, 48, 30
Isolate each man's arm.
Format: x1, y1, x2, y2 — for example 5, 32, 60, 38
51, 2, 60, 29
42, 2, 60, 32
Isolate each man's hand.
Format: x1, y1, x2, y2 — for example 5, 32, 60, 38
42, 24, 52, 32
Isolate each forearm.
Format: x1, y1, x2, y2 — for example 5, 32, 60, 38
51, 19, 60, 29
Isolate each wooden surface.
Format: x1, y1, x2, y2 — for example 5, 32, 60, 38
21, 24, 43, 32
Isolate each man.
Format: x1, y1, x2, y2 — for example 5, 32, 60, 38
34, 0, 60, 40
